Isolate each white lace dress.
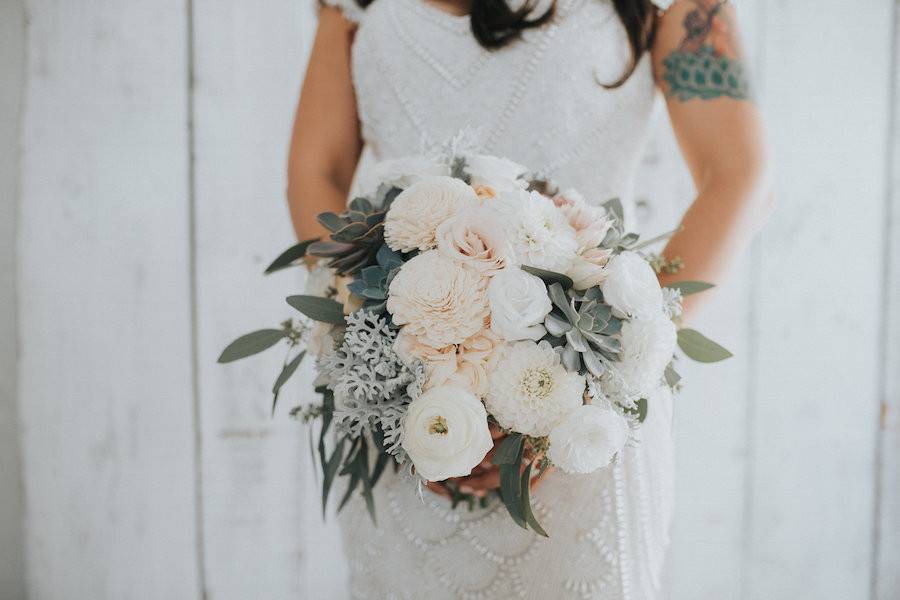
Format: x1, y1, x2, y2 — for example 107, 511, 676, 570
320, 1, 675, 598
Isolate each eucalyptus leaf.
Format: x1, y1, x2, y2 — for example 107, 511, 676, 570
521, 265, 574, 290
322, 436, 346, 516
217, 329, 285, 363
602, 197, 624, 223
286, 295, 346, 325
665, 280, 715, 296
677, 328, 733, 363
493, 433, 524, 465
264, 238, 319, 274
271, 351, 306, 414
520, 464, 549, 537
664, 364, 681, 387
635, 398, 648, 423
500, 463, 527, 528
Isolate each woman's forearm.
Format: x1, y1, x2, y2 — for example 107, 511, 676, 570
657, 167, 774, 320
287, 171, 350, 241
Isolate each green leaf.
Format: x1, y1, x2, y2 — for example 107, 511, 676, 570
677, 328, 733, 363
349, 197, 374, 213
500, 464, 527, 528
271, 351, 306, 415
602, 197, 624, 223
635, 398, 648, 423
217, 329, 285, 363
521, 265, 574, 290
264, 238, 319, 274
286, 295, 346, 324
665, 280, 715, 296
520, 464, 549, 537
493, 433, 524, 465
318, 212, 346, 232
322, 436, 346, 517
664, 363, 681, 387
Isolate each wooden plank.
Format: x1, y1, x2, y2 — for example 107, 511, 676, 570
191, 2, 345, 598
17, 1, 200, 598
0, 0, 26, 598
875, 3, 899, 598
744, 2, 894, 598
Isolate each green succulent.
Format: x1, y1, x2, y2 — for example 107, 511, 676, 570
347, 244, 404, 313
543, 282, 622, 378
308, 187, 402, 275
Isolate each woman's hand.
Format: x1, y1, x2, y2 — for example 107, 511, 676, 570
425, 425, 553, 500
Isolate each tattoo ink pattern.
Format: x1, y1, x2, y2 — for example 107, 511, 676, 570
662, 0, 751, 101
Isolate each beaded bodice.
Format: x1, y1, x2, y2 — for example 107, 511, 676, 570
348, 0, 657, 219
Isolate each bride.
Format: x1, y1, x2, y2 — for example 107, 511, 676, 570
288, 0, 772, 597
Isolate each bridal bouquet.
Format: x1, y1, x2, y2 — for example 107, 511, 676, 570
220, 154, 731, 535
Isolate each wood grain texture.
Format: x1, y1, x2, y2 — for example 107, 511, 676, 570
744, 2, 894, 598
17, 1, 200, 597
875, 2, 900, 598
0, 0, 26, 598
190, 2, 346, 598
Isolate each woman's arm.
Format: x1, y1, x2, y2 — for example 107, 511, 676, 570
651, 0, 775, 319
287, 7, 363, 242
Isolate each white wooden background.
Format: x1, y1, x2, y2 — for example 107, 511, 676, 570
4, 1, 898, 599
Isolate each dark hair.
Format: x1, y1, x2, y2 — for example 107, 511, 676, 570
351, 0, 657, 87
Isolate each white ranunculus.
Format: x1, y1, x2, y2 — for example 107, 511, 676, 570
402, 385, 494, 481
436, 208, 511, 275
600, 251, 664, 319
486, 189, 579, 273
387, 250, 489, 348
464, 154, 529, 192
485, 340, 585, 436
488, 268, 552, 341
384, 176, 479, 252
547, 404, 628, 474
358, 156, 450, 195
615, 316, 677, 397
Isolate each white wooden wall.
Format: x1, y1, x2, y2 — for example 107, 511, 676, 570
8, 1, 899, 599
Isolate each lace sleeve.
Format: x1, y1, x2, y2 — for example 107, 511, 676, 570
318, 0, 365, 23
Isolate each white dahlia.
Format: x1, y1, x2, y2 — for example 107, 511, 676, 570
486, 189, 579, 273
387, 250, 489, 348
402, 385, 494, 481
384, 176, 479, 252
485, 340, 585, 436
547, 404, 628, 474
614, 316, 677, 398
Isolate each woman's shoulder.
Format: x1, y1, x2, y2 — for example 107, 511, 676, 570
318, 0, 367, 24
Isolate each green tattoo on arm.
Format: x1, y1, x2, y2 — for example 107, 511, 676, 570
662, 0, 751, 101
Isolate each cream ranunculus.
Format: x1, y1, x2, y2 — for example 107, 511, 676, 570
567, 247, 612, 290
436, 208, 511, 275
547, 404, 628, 474
401, 385, 494, 481
615, 315, 677, 397
488, 268, 552, 341
487, 189, 579, 273
384, 176, 479, 252
387, 250, 489, 348
485, 340, 585, 436
553, 189, 613, 251
600, 251, 664, 319
464, 154, 529, 192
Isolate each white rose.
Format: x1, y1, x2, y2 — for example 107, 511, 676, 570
436, 208, 511, 275
384, 176, 479, 252
567, 247, 611, 290
614, 315, 677, 398
600, 251, 664, 319
402, 385, 494, 481
464, 154, 529, 192
486, 189, 579, 273
488, 268, 552, 341
547, 404, 628, 474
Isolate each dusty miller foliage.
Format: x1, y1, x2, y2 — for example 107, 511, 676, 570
319, 310, 424, 463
